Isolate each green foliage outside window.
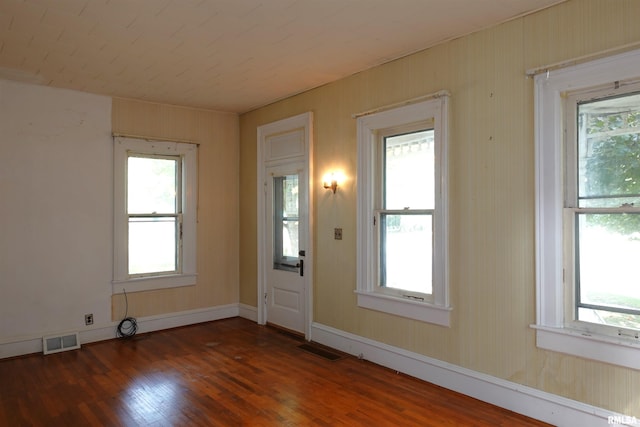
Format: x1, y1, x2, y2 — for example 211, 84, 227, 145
582, 104, 640, 235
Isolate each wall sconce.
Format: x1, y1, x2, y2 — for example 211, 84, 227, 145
322, 172, 342, 194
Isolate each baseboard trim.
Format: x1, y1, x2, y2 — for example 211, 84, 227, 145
238, 303, 258, 322
131, 304, 239, 335
1, 304, 240, 359
310, 322, 625, 427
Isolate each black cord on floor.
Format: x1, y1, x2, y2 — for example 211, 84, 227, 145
116, 288, 138, 339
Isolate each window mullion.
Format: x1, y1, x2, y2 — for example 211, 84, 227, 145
128, 213, 179, 218
376, 208, 434, 215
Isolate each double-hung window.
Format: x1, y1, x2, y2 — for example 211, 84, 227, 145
113, 137, 197, 294
377, 125, 435, 297
356, 95, 451, 326
567, 85, 640, 334
534, 48, 640, 369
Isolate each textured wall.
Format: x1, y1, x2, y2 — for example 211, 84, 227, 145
239, 0, 640, 415
0, 80, 112, 347
112, 98, 239, 319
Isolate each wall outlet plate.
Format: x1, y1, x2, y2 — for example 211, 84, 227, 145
334, 228, 343, 240
84, 314, 93, 325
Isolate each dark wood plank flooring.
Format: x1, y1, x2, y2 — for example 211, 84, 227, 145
0, 318, 550, 426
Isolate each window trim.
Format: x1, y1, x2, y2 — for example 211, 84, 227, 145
533, 48, 640, 369
356, 95, 451, 326
113, 137, 197, 294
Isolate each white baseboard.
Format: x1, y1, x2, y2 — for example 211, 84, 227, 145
238, 303, 258, 322
131, 303, 239, 335
310, 322, 627, 427
1, 304, 240, 359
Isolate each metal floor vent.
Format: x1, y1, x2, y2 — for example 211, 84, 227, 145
43, 332, 80, 355
298, 343, 343, 361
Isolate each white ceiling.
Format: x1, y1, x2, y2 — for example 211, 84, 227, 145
0, 0, 564, 113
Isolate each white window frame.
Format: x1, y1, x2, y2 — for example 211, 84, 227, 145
533, 48, 640, 370
113, 137, 197, 294
356, 95, 451, 327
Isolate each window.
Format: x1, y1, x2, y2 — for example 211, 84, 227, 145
568, 87, 640, 333
127, 155, 181, 276
534, 48, 640, 369
113, 137, 197, 294
356, 95, 451, 326
378, 126, 434, 296
273, 174, 300, 272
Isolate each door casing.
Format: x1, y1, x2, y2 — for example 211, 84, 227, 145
257, 112, 313, 339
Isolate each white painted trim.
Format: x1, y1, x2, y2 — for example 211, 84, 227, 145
113, 137, 198, 293
355, 291, 451, 327
525, 40, 640, 77
534, 47, 640, 368
112, 132, 197, 145
352, 90, 451, 118
239, 304, 258, 322
356, 96, 451, 324
532, 325, 640, 371
256, 112, 314, 339
310, 322, 627, 427
112, 274, 197, 294
1, 304, 239, 359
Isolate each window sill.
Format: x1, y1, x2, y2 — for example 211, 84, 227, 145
355, 290, 451, 327
531, 324, 640, 370
112, 273, 197, 294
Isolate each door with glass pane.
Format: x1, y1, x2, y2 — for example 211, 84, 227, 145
265, 165, 306, 333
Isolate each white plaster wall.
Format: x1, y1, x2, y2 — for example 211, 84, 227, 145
0, 80, 112, 348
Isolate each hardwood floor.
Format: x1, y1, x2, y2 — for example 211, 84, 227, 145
0, 318, 550, 426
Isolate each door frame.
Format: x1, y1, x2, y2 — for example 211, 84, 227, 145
257, 112, 313, 339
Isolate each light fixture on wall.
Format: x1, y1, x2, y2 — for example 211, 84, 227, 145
322, 172, 342, 194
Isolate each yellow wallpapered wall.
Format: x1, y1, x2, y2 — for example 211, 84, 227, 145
239, 0, 640, 415
111, 98, 239, 319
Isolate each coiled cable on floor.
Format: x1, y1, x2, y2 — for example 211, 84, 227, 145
116, 288, 138, 339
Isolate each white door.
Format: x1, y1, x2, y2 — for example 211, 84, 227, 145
257, 112, 312, 337
265, 165, 306, 333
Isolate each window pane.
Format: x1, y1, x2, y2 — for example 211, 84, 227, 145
273, 175, 299, 270
577, 93, 640, 208
128, 156, 178, 214
380, 213, 432, 294
282, 219, 299, 259
576, 213, 640, 330
384, 130, 434, 209
578, 307, 640, 331
129, 217, 177, 275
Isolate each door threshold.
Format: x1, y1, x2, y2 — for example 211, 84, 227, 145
266, 322, 305, 342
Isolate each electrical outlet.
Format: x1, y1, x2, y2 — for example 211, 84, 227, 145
84, 313, 93, 326
334, 228, 343, 240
